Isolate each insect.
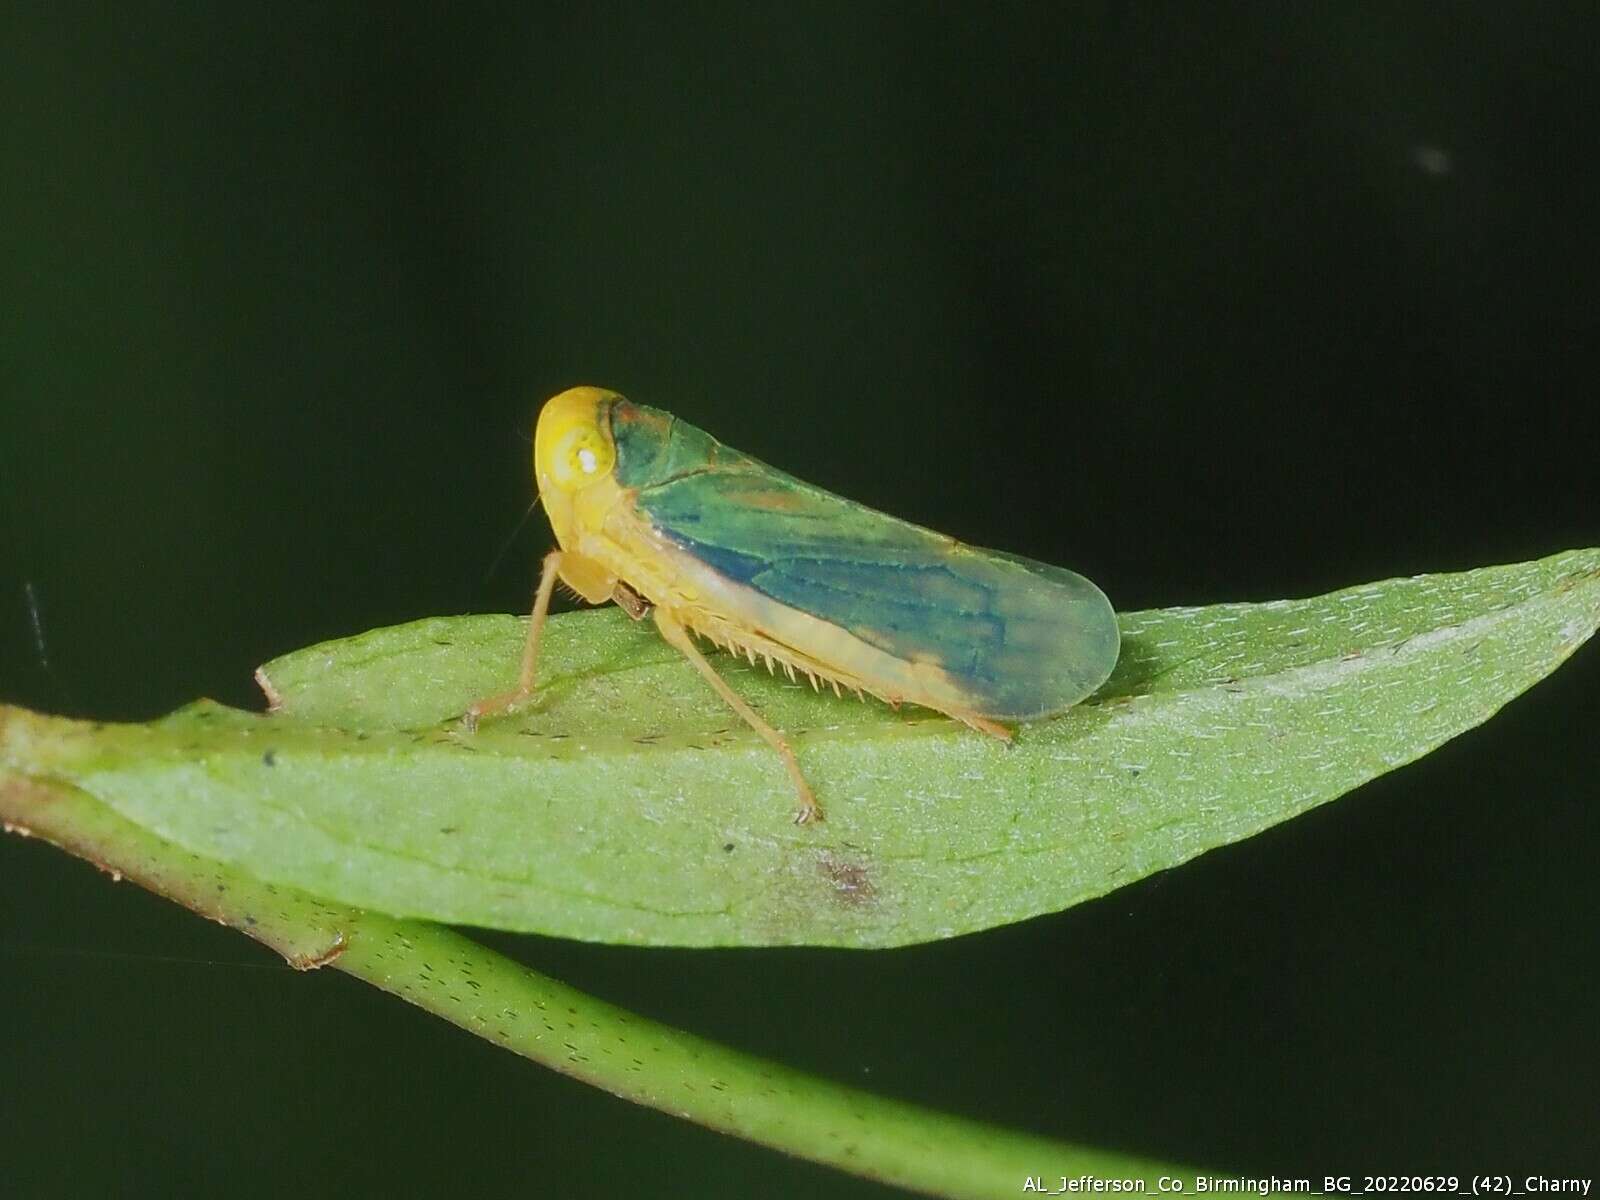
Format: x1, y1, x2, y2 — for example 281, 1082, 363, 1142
465, 387, 1120, 823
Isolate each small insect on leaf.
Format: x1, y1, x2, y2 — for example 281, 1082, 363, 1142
465, 387, 1120, 823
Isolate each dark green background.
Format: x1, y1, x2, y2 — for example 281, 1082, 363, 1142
2, 5, 1596, 1195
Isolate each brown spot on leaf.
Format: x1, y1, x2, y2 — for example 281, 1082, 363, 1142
817, 851, 877, 906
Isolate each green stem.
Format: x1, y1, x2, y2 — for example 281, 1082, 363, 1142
0, 753, 1198, 1198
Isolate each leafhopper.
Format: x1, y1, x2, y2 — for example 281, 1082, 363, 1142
466, 387, 1119, 823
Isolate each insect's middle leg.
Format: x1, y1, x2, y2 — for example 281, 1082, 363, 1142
462, 549, 564, 730
653, 609, 822, 824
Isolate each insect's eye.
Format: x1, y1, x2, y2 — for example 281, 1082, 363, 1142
534, 385, 621, 493
547, 424, 615, 490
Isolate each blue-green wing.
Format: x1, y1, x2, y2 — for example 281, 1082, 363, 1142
621, 419, 1118, 720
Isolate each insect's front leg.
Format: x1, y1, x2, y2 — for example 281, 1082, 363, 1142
653, 608, 822, 824
461, 549, 565, 731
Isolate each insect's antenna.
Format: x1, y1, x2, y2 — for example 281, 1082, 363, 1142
22, 579, 75, 710
0, 940, 294, 973
482, 491, 545, 586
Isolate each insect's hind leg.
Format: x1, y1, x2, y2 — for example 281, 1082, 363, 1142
955, 712, 1015, 742
653, 609, 822, 824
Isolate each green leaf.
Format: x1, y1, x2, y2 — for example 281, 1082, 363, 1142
5, 547, 1598, 948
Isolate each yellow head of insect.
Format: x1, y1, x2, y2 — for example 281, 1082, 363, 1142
533, 386, 621, 547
